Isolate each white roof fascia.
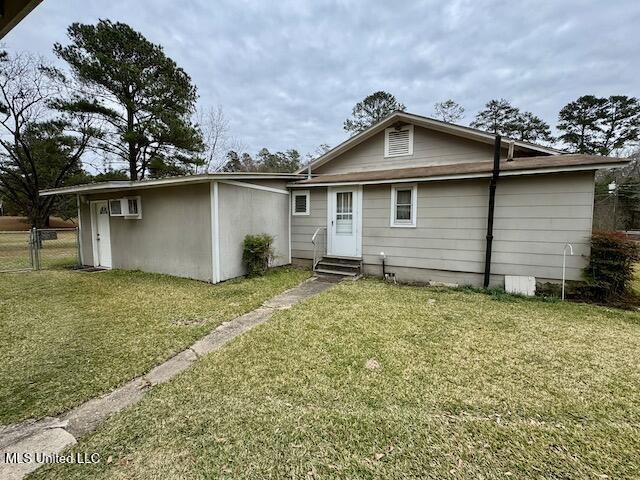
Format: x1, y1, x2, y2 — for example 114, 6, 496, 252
287, 161, 628, 188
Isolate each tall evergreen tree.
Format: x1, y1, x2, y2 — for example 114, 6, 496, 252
53, 20, 203, 180
256, 148, 301, 172
343, 91, 405, 134
557, 95, 608, 154
470, 99, 519, 135
509, 112, 553, 143
599, 96, 640, 155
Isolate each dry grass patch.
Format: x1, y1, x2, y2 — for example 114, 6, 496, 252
32, 279, 640, 479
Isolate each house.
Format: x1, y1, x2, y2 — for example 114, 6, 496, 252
289, 111, 628, 287
40, 111, 629, 288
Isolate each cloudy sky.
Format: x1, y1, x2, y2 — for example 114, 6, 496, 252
4, 0, 639, 157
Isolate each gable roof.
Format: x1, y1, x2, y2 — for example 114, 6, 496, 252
292, 154, 629, 186
298, 110, 563, 174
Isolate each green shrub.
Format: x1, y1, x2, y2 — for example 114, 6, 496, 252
242, 234, 274, 277
582, 231, 640, 302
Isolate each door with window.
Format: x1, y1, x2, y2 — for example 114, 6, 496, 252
328, 187, 361, 257
92, 201, 112, 268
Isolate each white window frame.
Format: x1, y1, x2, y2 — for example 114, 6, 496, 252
108, 196, 142, 219
390, 184, 417, 228
124, 196, 142, 219
384, 124, 414, 158
292, 190, 310, 216
108, 198, 125, 217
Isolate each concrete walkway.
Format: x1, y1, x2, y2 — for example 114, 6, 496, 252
0, 275, 338, 480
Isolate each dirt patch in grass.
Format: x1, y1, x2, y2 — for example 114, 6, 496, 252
32, 278, 640, 479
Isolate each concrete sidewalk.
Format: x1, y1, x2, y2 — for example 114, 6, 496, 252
0, 275, 339, 480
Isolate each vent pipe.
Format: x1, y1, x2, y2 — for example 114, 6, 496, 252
307, 161, 311, 180
507, 140, 515, 161
483, 135, 501, 288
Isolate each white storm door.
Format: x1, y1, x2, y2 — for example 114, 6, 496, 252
93, 201, 112, 268
327, 187, 361, 257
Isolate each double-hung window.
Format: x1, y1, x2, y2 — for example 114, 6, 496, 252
390, 184, 417, 227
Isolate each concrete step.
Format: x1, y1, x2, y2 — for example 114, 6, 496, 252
315, 268, 359, 277
316, 261, 360, 270
321, 256, 361, 266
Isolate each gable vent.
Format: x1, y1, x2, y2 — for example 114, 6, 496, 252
384, 125, 414, 157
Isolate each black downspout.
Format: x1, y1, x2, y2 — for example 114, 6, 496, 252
483, 135, 501, 288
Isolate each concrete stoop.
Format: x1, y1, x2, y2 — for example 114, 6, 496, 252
0, 275, 338, 479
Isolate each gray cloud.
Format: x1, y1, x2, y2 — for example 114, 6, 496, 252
4, 0, 639, 156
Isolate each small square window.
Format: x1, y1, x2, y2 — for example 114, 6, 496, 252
390, 184, 417, 227
109, 199, 123, 216
292, 190, 310, 215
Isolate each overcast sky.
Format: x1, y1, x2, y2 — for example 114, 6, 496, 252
4, 0, 639, 157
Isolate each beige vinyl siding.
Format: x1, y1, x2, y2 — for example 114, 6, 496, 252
362, 172, 594, 282
315, 126, 507, 175
291, 187, 327, 259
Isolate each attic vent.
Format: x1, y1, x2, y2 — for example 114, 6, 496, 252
384, 125, 414, 157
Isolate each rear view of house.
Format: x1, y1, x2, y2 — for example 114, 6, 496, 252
41, 111, 628, 288
288, 111, 628, 287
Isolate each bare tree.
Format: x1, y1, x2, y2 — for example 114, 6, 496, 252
196, 105, 243, 172
304, 143, 331, 167
433, 99, 465, 123
0, 52, 93, 227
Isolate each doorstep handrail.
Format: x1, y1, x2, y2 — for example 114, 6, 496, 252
311, 226, 327, 270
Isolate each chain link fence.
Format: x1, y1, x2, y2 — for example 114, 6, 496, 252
0, 227, 80, 272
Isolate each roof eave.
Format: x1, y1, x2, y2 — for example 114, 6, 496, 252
288, 161, 629, 188
39, 173, 305, 196
297, 111, 562, 174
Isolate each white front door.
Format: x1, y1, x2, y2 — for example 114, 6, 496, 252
327, 186, 362, 257
92, 201, 112, 268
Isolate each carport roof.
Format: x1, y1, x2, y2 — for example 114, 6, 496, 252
40, 172, 305, 196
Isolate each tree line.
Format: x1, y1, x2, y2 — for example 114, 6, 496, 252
1, 19, 639, 227
343, 91, 640, 156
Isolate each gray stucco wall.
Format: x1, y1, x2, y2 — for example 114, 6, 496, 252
78, 196, 94, 266
217, 181, 290, 281
81, 183, 213, 282
291, 172, 595, 285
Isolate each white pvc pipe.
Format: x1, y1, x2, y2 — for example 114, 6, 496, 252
562, 243, 574, 300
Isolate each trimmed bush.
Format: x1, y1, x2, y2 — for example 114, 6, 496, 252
582, 231, 640, 302
242, 234, 274, 277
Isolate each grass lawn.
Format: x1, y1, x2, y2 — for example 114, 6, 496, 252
0, 229, 79, 271
0, 267, 310, 425
32, 278, 640, 479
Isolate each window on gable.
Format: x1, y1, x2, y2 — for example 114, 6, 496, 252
384, 124, 414, 157
292, 190, 310, 215
390, 184, 417, 227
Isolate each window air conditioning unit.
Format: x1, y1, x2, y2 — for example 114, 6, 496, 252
109, 196, 142, 219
